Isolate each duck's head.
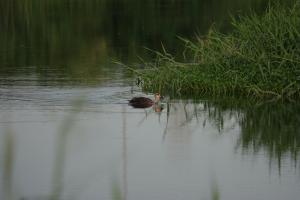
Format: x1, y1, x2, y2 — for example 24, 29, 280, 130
154, 93, 162, 103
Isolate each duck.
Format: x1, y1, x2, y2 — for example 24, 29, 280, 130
129, 93, 162, 108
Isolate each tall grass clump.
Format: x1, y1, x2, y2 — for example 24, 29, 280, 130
139, 1, 300, 99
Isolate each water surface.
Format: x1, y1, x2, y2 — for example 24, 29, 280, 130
0, 0, 299, 200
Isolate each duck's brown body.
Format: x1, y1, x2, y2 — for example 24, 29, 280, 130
129, 97, 154, 108
129, 93, 161, 109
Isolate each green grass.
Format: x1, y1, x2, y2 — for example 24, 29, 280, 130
137, 1, 300, 99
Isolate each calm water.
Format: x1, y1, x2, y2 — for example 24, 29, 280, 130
0, 0, 299, 200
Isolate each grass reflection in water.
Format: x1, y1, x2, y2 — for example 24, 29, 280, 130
168, 98, 300, 169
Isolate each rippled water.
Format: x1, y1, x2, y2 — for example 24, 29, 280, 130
0, 0, 299, 200
1, 84, 299, 200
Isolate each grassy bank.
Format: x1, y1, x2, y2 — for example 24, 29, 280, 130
137, 2, 300, 99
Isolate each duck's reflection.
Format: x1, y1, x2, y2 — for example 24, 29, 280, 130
153, 104, 164, 113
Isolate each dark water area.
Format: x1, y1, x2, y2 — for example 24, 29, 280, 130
0, 0, 274, 83
0, 0, 299, 200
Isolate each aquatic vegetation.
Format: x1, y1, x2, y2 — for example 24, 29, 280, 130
138, 1, 300, 99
